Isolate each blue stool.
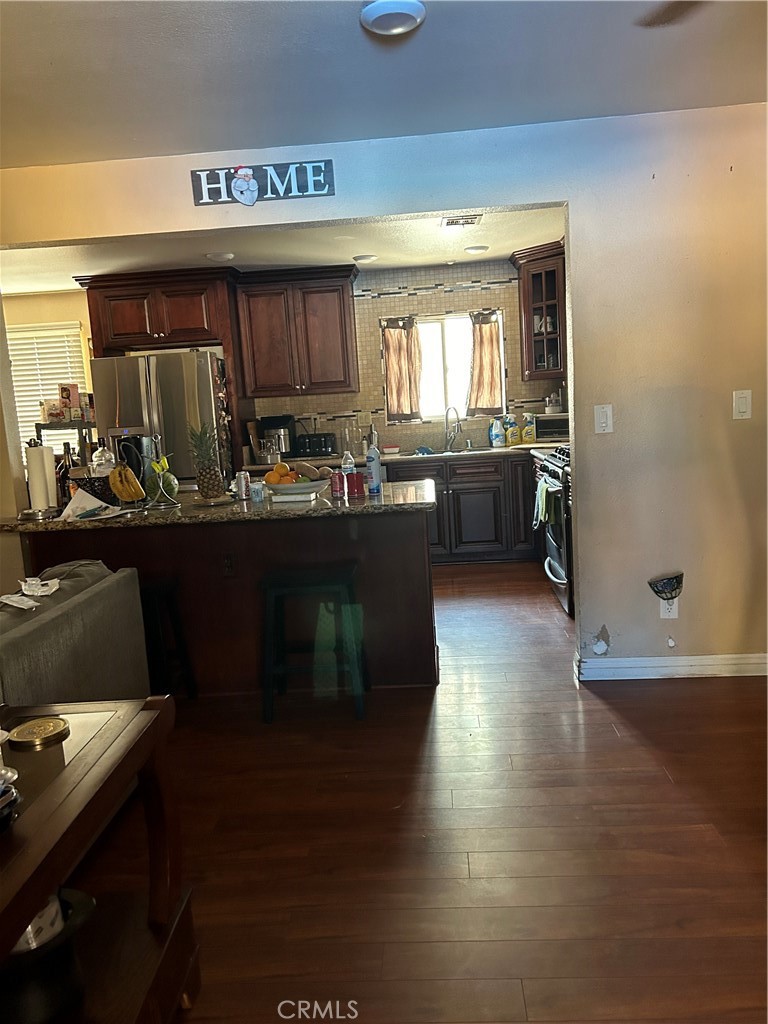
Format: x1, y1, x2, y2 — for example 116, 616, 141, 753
261, 564, 367, 722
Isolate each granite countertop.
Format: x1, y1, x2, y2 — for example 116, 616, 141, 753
1, 481, 437, 533
244, 443, 561, 473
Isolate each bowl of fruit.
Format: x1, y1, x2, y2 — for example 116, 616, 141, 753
263, 461, 332, 502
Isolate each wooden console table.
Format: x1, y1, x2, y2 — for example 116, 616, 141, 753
0, 696, 199, 1022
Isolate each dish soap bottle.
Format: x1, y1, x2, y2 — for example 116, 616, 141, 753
505, 415, 521, 446
522, 413, 536, 444
489, 416, 505, 448
365, 432, 382, 495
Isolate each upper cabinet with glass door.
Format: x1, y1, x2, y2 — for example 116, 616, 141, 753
510, 241, 566, 382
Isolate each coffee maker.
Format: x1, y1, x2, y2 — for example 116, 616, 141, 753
257, 415, 296, 458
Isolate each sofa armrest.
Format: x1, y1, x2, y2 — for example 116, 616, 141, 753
0, 568, 150, 705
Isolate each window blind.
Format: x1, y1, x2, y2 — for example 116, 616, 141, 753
5, 321, 86, 460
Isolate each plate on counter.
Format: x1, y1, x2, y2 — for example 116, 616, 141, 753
265, 480, 330, 502
193, 493, 235, 506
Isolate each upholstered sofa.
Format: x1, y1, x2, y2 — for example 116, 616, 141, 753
0, 560, 150, 706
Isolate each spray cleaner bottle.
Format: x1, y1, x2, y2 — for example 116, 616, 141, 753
505, 414, 521, 446
522, 413, 536, 444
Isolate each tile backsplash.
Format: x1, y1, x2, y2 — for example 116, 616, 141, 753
251, 259, 561, 452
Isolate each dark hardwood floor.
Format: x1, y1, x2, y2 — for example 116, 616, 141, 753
71, 562, 767, 1022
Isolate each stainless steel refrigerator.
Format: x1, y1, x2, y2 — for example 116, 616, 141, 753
90, 351, 232, 486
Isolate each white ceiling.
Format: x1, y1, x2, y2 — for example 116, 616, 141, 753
0, 0, 764, 293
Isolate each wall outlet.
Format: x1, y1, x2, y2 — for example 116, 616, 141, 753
594, 404, 614, 433
660, 597, 678, 619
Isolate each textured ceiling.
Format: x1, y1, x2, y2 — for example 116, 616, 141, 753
1, 1, 765, 168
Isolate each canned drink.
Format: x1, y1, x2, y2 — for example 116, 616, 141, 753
330, 470, 345, 498
235, 471, 251, 499
346, 472, 366, 498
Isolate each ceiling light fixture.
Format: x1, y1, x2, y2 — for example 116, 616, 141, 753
360, 0, 426, 36
463, 245, 489, 255
205, 252, 235, 263
353, 254, 378, 264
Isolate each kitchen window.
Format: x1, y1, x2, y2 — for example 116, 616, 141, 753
382, 311, 505, 422
5, 321, 87, 460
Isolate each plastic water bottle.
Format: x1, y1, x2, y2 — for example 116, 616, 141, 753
365, 441, 382, 495
341, 450, 355, 476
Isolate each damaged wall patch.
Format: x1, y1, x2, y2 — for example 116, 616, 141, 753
592, 625, 611, 656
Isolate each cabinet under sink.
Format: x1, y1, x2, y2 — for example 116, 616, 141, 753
386, 454, 536, 563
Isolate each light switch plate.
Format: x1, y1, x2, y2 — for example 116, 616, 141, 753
732, 390, 752, 420
660, 597, 678, 619
594, 404, 614, 433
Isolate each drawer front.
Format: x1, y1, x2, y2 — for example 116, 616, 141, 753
447, 458, 504, 484
386, 460, 446, 483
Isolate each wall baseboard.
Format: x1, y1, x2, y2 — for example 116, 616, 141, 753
575, 653, 768, 682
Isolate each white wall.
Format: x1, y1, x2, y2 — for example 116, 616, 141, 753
1, 104, 765, 666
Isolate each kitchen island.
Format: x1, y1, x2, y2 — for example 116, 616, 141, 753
2, 482, 439, 695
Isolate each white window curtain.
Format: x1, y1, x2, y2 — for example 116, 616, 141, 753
5, 321, 86, 461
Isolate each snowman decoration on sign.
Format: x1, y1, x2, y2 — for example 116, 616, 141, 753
231, 165, 259, 207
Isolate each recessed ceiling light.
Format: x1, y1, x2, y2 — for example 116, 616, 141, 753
445, 260, 456, 265
205, 252, 235, 263
353, 254, 378, 264
463, 245, 489, 255
360, 0, 426, 36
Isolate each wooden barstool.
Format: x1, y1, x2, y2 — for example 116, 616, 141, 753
261, 564, 367, 723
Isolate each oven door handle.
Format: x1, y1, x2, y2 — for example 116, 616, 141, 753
544, 556, 569, 588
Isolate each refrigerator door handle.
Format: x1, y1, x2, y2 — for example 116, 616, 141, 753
147, 355, 163, 439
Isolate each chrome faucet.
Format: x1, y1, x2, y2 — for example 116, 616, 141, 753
444, 406, 463, 451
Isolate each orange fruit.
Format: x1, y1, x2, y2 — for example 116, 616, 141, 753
277, 475, 294, 485
274, 462, 291, 477
264, 470, 281, 485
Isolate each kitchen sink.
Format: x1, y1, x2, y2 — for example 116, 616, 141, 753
402, 447, 494, 457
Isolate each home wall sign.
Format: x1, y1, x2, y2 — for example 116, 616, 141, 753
191, 160, 335, 207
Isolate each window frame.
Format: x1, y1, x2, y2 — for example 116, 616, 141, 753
5, 320, 88, 461
399, 310, 506, 422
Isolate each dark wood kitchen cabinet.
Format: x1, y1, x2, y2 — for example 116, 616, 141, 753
507, 455, 536, 556
510, 240, 566, 382
384, 458, 450, 557
446, 458, 508, 557
387, 454, 534, 563
76, 269, 240, 356
237, 266, 359, 398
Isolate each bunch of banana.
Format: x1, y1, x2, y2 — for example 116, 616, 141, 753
109, 461, 146, 502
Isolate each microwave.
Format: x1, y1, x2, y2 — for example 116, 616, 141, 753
534, 413, 569, 441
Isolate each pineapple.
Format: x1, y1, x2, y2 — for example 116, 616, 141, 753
188, 421, 226, 498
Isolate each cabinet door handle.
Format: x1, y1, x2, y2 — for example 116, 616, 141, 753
159, 332, 165, 338
153, 333, 159, 338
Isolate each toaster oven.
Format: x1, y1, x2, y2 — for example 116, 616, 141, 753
533, 413, 569, 441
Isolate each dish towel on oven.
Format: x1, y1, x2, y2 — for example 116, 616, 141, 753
532, 476, 550, 530
532, 476, 562, 530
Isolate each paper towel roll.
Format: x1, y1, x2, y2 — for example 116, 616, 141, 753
27, 446, 57, 509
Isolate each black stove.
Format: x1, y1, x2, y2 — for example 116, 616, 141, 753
532, 443, 574, 617
545, 444, 570, 468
